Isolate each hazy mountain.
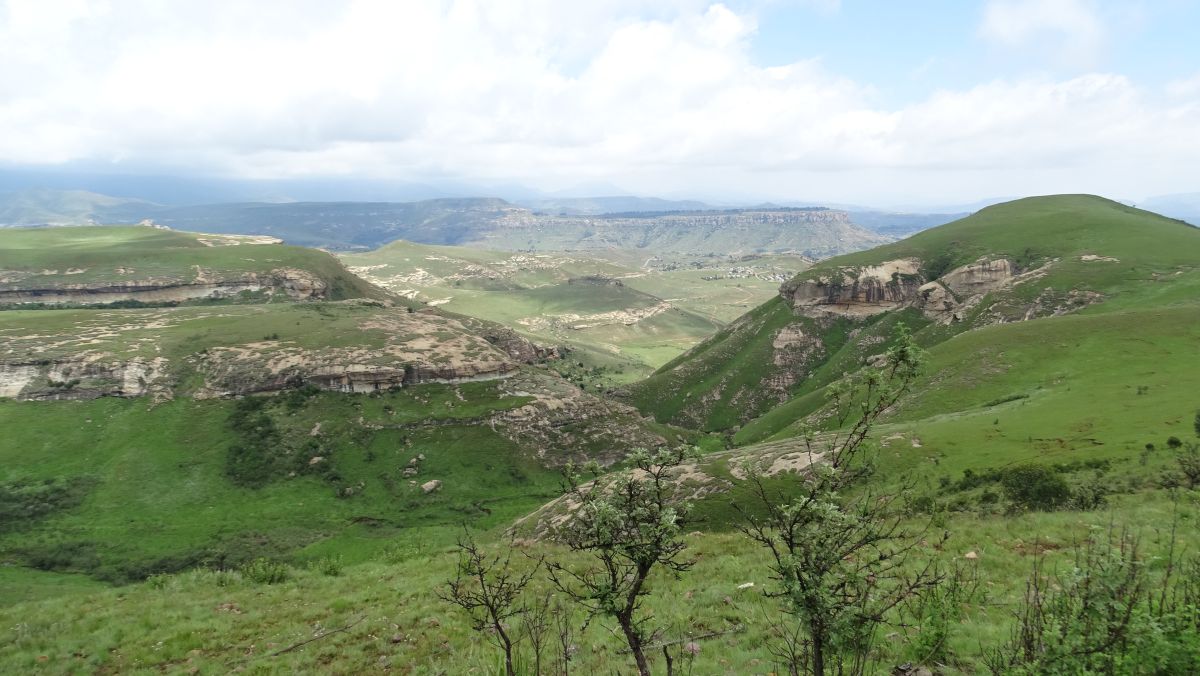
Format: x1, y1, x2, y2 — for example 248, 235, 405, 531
1141, 192, 1200, 225
0, 189, 153, 226
518, 195, 713, 215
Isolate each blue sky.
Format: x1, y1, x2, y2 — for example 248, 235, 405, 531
751, 1, 1200, 104
1, 0, 1198, 205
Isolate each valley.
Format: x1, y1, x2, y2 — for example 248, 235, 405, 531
2, 195, 1200, 674
341, 240, 811, 383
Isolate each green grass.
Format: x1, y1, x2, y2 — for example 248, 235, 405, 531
0, 225, 384, 301
0, 301, 438, 365
0, 382, 568, 585
2, 488, 1197, 674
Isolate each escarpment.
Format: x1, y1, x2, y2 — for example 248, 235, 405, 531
0, 267, 330, 305
0, 304, 557, 402
781, 255, 1065, 325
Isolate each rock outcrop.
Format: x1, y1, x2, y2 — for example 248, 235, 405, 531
786, 259, 924, 317
782, 255, 1063, 325
0, 356, 170, 400
0, 268, 329, 305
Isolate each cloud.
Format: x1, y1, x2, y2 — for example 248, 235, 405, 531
0, 0, 1196, 203
978, 0, 1106, 68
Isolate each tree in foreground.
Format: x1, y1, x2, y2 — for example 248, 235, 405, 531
545, 446, 695, 676
438, 529, 540, 676
739, 324, 946, 676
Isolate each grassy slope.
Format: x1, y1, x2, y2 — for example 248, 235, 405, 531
0, 383, 562, 585
1, 491, 1194, 673
630, 195, 1200, 434
0, 226, 383, 300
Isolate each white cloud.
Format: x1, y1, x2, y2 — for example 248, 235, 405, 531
0, 0, 1196, 203
978, 0, 1106, 68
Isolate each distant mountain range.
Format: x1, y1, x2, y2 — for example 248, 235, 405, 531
1140, 193, 1200, 226
0, 188, 969, 256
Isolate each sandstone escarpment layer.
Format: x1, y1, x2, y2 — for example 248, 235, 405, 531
0, 267, 329, 305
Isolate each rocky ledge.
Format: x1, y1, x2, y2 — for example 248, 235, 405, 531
0, 267, 329, 305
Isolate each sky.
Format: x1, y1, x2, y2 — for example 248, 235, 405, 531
1, 0, 1198, 206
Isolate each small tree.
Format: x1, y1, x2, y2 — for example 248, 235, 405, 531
438, 530, 540, 676
739, 324, 945, 676
545, 446, 695, 676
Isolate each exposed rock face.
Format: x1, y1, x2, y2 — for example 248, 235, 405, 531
787, 259, 923, 317
783, 256, 1068, 326
0, 306, 556, 401
0, 268, 329, 305
0, 356, 169, 400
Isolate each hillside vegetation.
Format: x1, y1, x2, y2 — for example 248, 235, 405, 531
628, 195, 1200, 433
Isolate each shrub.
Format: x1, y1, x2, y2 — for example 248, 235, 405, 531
1001, 464, 1072, 512
987, 528, 1200, 674
241, 558, 290, 585
311, 555, 343, 577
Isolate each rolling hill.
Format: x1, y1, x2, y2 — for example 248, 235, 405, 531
626, 195, 1200, 438
5, 195, 1200, 674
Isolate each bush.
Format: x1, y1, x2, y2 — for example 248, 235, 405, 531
241, 558, 290, 585
310, 555, 344, 577
987, 529, 1200, 674
1001, 464, 1072, 512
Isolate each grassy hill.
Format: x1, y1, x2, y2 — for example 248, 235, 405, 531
0, 225, 385, 305
627, 195, 1200, 433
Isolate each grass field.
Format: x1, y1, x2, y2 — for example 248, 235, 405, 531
1, 484, 1195, 674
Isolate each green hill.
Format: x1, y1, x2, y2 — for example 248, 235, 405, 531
0, 225, 385, 306
626, 195, 1200, 433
